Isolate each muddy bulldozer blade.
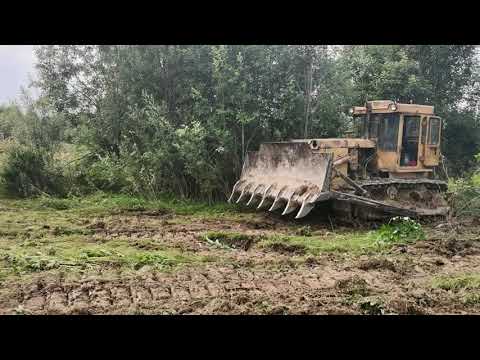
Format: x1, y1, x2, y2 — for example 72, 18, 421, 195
228, 142, 333, 219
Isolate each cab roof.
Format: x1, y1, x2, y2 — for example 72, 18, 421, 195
352, 100, 435, 116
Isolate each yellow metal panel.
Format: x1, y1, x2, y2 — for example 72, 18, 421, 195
319, 148, 349, 189
377, 150, 398, 171
307, 138, 375, 149
366, 100, 434, 115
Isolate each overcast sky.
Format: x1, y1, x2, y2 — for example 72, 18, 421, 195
0, 45, 37, 105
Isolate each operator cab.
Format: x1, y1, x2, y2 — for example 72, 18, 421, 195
350, 100, 442, 176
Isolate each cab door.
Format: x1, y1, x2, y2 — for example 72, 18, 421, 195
422, 116, 441, 166
399, 115, 421, 167
376, 113, 400, 171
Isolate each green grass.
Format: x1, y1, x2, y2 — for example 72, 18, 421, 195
259, 232, 385, 256
432, 274, 480, 291
0, 235, 213, 277
259, 218, 425, 256
431, 273, 480, 306
0, 190, 251, 282
4, 192, 253, 219
0, 194, 223, 280
463, 293, 480, 305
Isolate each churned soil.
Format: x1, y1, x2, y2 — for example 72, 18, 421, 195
1, 208, 480, 315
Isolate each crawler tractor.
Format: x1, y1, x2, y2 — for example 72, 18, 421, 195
228, 100, 449, 220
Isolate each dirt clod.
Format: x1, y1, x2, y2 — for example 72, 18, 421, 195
335, 276, 370, 296
265, 242, 307, 255
358, 258, 396, 272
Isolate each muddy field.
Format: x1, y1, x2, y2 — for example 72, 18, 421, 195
0, 195, 480, 315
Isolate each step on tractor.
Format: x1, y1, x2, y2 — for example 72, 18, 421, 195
228, 100, 450, 221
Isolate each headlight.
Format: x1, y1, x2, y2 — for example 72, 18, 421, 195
390, 103, 398, 111
349, 107, 354, 115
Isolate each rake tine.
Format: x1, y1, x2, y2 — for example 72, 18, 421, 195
236, 183, 252, 204
257, 184, 273, 209
295, 193, 315, 219
227, 180, 242, 203
246, 184, 263, 206
269, 186, 287, 212
281, 194, 299, 215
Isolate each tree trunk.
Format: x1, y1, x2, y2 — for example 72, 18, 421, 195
241, 122, 245, 164
304, 52, 313, 138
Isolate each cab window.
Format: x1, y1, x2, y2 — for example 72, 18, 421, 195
404, 116, 420, 139
369, 114, 380, 139
428, 117, 441, 145
378, 113, 399, 151
353, 115, 366, 138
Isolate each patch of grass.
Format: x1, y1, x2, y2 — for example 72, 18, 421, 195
0, 192, 234, 282
76, 192, 251, 218
158, 196, 251, 217
463, 293, 480, 306
0, 239, 209, 276
52, 226, 94, 236
1, 252, 62, 272
37, 197, 78, 210
432, 273, 480, 291
260, 231, 382, 256
295, 225, 312, 237
260, 218, 425, 257
8, 192, 252, 219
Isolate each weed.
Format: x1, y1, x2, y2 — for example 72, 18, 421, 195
375, 217, 425, 246
463, 293, 480, 306
1, 252, 60, 273
295, 225, 312, 237
358, 297, 385, 315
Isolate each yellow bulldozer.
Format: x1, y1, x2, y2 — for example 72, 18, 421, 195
228, 100, 450, 220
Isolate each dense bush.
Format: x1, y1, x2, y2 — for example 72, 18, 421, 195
448, 157, 480, 216
2, 45, 480, 203
0, 144, 67, 198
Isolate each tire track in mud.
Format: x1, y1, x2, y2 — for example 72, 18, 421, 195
3, 212, 480, 315
3, 264, 365, 314
9, 250, 480, 315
